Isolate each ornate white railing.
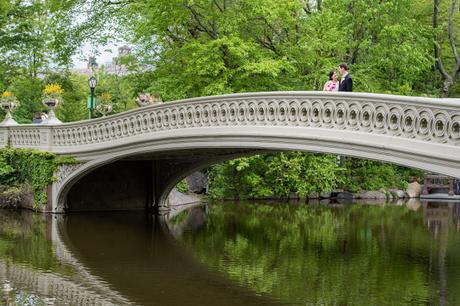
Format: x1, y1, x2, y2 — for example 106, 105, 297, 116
0, 92, 459, 153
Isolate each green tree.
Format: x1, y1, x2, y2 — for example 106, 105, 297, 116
45, 72, 87, 122
208, 152, 344, 200
0, 0, 67, 81
110, 0, 436, 96
340, 158, 424, 192
8, 76, 43, 123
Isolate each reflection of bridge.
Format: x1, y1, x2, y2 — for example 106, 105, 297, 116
423, 201, 460, 233
0, 209, 274, 306
0, 214, 132, 305
0, 259, 130, 305
421, 201, 460, 306
0, 92, 459, 213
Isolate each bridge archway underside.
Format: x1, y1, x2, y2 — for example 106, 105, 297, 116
0, 92, 459, 212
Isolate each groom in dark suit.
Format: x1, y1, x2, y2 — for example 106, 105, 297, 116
338, 63, 353, 92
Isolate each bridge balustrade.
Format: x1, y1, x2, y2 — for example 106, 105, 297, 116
0, 92, 459, 152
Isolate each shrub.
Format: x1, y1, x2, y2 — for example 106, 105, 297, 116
0, 148, 76, 207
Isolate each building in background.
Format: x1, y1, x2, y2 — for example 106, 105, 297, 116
72, 45, 131, 76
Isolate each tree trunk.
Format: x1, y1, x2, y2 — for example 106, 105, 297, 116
442, 78, 454, 98
434, 0, 460, 97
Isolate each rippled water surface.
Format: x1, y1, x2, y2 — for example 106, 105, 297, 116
0, 201, 459, 305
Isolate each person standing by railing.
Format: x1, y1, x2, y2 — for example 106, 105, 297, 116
32, 112, 42, 124
323, 70, 340, 92
338, 63, 353, 92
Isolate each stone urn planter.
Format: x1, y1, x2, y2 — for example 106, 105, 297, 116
42, 98, 62, 124
0, 100, 19, 125
136, 92, 162, 107
96, 103, 113, 117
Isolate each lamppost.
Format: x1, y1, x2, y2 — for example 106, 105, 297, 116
88, 76, 97, 119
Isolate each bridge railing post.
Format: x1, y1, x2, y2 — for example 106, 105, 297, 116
422, 175, 430, 195
39, 126, 53, 151
0, 127, 9, 148
449, 178, 455, 196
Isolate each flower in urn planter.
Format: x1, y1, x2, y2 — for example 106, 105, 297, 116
42, 84, 64, 107
99, 92, 112, 103
0, 91, 20, 125
1, 91, 19, 108
42, 84, 64, 124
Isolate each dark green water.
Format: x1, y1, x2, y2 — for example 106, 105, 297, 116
0, 201, 459, 305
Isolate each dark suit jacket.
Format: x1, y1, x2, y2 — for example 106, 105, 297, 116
339, 74, 353, 92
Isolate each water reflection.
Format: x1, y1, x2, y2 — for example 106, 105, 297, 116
0, 200, 459, 305
0, 210, 281, 305
0, 210, 129, 305
171, 200, 460, 306
419, 201, 460, 306
61, 213, 280, 305
422, 201, 460, 233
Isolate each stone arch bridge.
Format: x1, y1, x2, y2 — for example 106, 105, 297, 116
0, 92, 459, 213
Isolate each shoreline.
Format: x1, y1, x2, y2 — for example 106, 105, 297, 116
3, 181, 457, 212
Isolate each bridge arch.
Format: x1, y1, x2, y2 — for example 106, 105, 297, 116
60, 128, 458, 212
0, 92, 458, 212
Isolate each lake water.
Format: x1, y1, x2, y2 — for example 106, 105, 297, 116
0, 200, 459, 305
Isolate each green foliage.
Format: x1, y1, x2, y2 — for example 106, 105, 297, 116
92, 0, 439, 97
0, 211, 76, 275
7, 76, 43, 123
0, 156, 15, 185
46, 72, 88, 122
208, 152, 344, 200
90, 70, 138, 114
266, 152, 345, 196
208, 153, 424, 198
340, 158, 425, 192
208, 155, 274, 200
0, 0, 76, 82
175, 179, 189, 193
2, 73, 89, 124
0, 148, 76, 207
